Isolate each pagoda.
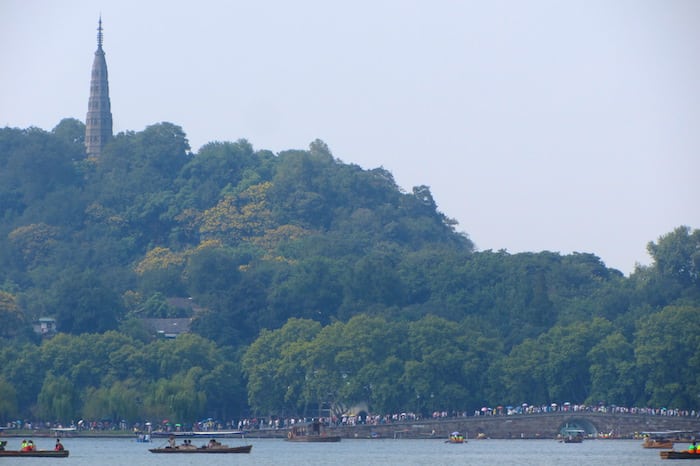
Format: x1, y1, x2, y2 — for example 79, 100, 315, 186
85, 17, 113, 157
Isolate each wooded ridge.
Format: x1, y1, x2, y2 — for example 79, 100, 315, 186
0, 120, 698, 424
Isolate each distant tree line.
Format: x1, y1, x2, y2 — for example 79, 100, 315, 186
0, 120, 698, 425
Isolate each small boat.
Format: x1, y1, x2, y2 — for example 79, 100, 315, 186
557, 426, 587, 443
0, 450, 70, 458
559, 428, 585, 443
286, 433, 341, 442
562, 435, 583, 443
644, 437, 675, 449
640, 431, 699, 449
660, 450, 700, 460
286, 420, 341, 442
446, 432, 466, 443
0, 440, 69, 457
149, 445, 252, 454
151, 430, 246, 438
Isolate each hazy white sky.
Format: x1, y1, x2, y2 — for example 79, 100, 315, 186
2, 0, 698, 275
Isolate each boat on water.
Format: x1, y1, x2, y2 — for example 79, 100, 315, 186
149, 445, 252, 454
150, 436, 251, 453
286, 420, 341, 442
446, 432, 466, 443
660, 450, 700, 460
557, 427, 585, 443
641, 431, 700, 449
0, 450, 70, 458
644, 437, 676, 449
562, 435, 583, 443
0, 440, 69, 458
151, 430, 246, 438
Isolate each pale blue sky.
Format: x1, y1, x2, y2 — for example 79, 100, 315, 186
2, 0, 698, 274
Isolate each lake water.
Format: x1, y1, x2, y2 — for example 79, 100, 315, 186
0, 437, 672, 465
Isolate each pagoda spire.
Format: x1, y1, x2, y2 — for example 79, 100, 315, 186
85, 16, 113, 158
97, 16, 103, 50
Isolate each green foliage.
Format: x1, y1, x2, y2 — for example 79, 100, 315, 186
0, 120, 698, 421
587, 332, 639, 405
175, 139, 269, 210
0, 343, 44, 411
493, 338, 549, 404
198, 182, 275, 244
199, 360, 247, 421
81, 382, 141, 422
36, 373, 79, 423
0, 291, 33, 340
0, 378, 19, 420
133, 293, 189, 318
52, 118, 86, 147
50, 270, 124, 334
635, 305, 700, 408
243, 314, 499, 416
241, 318, 323, 415
0, 126, 83, 224
267, 256, 344, 325
0, 332, 245, 425
148, 369, 207, 422
647, 226, 700, 296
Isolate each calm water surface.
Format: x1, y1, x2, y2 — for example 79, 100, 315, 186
0, 437, 671, 465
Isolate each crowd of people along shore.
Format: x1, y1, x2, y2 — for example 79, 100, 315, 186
3, 403, 697, 435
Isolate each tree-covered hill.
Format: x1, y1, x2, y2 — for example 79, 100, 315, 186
1, 120, 474, 340
0, 119, 698, 423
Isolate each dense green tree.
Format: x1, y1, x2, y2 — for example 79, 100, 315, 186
587, 332, 639, 405
494, 338, 549, 404
0, 127, 82, 222
176, 139, 271, 210
541, 319, 613, 402
0, 343, 44, 411
146, 369, 207, 422
36, 373, 79, 423
40, 333, 109, 388
131, 292, 188, 318
184, 245, 242, 301
635, 305, 700, 408
0, 378, 19, 421
242, 318, 322, 416
306, 316, 406, 414
353, 356, 406, 413
267, 257, 344, 324
0, 290, 33, 340
81, 380, 141, 423
50, 270, 124, 334
646, 226, 700, 300
400, 316, 475, 414
198, 182, 275, 245
185, 244, 265, 344
344, 248, 406, 310
268, 150, 328, 227
200, 360, 247, 420
134, 247, 186, 297
51, 118, 86, 147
